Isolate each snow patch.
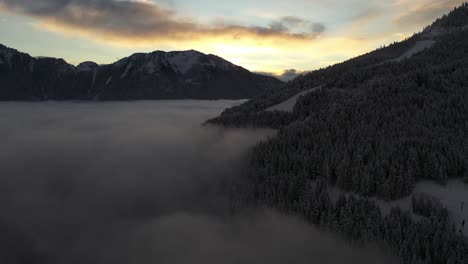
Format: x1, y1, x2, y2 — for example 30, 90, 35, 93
203, 56, 233, 71
184, 78, 201, 85
330, 180, 468, 237
29, 61, 34, 72
414, 180, 468, 236
167, 51, 201, 74
394, 40, 436, 62
90, 70, 97, 89
328, 188, 416, 217
265, 86, 322, 113
105, 76, 113, 86
111, 50, 235, 76
121, 62, 133, 79
144, 60, 157, 74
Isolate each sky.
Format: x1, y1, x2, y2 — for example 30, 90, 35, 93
0, 0, 464, 79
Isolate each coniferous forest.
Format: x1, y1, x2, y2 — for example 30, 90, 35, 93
209, 4, 468, 263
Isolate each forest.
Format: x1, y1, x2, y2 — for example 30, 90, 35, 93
210, 4, 468, 263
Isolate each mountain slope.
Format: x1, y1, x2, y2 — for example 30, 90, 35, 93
209, 2, 468, 202
208, 4, 468, 264
209, 4, 468, 123
0, 46, 283, 100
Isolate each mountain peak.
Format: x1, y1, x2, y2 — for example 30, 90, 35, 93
125, 49, 237, 74
77, 61, 99, 71
172, 49, 203, 54
0, 43, 283, 100
166, 50, 204, 74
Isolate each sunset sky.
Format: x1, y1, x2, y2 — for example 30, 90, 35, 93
0, 0, 463, 79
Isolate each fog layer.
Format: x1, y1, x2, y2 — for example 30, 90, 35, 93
0, 101, 395, 263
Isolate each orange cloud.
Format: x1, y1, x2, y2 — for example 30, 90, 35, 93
0, 0, 325, 45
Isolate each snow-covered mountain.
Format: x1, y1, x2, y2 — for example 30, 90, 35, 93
0, 45, 283, 100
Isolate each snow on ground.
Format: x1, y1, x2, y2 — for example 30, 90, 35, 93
393, 40, 436, 62
329, 187, 416, 219
330, 180, 468, 236
167, 51, 202, 74
167, 51, 233, 74
120, 62, 133, 79
91, 70, 97, 88
143, 60, 157, 74
105, 76, 113, 86
414, 180, 468, 236
265, 86, 322, 113
29, 61, 34, 72
203, 55, 233, 71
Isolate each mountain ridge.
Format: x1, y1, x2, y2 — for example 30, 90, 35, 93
0, 46, 283, 100
207, 4, 468, 263
208, 3, 468, 127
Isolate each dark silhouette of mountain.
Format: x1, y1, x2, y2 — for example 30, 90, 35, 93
208, 3, 468, 264
0, 46, 283, 100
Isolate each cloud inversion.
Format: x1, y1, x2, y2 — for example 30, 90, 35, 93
0, 101, 397, 263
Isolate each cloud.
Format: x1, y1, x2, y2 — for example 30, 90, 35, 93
394, 0, 465, 28
61, 211, 397, 264
257, 69, 308, 82
270, 16, 325, 35
0, 0, 325, 44
0, 101, 396, 263
333, 0, 464, 40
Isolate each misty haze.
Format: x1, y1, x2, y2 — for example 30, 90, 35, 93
0, 101, 394, 263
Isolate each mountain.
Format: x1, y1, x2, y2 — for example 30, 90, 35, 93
208, 3, 468, 264
0, 46, 283, 100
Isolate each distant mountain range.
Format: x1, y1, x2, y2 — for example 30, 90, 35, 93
0, 46, 283, 100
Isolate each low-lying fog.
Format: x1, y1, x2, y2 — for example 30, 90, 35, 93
0, 101, 395, 264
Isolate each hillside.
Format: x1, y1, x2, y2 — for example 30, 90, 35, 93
0, 47, 283, 100
208, 4, 468, 264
